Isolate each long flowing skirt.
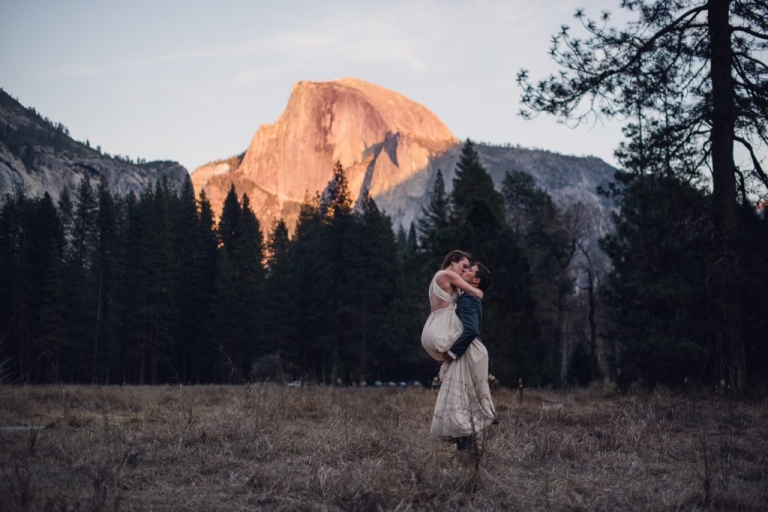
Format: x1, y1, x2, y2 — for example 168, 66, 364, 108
421, 306, 463, 362
431, 339, 496, 438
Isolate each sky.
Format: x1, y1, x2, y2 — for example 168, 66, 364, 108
0, 0, 635, 173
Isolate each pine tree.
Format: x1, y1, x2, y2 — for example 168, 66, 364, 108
517, 0, 768, 392
234, 193, 265, 367
322, 162, 353, 220
417, 169, 455, 259
447, 146, 541, 387
57, 187, 74, 256
738, 203, 768, 386
292, 193, 332, 382
320, 162, 355, 384
71, 176, 98, 270
502, 170, 575, 386
0, 191, 28, 382
64, 176, 99, 381
119, 192, 141, 383
38, 249, 67, 383
121, 186, 175, 384
395, 225, 408, 256
383, 221, 431, 382
219, 184, 241, 257
28, 193, 65, 382
196, 191, 218, 382
450, 140, 505, 256
349, 192, 398, 383
263, 219, 298, 371
211, 188, 265, 381
600, 173, 712, 388
451, 140, 504, 226
91, 180, 120, 383
502, 171, 541, 238
170, 179, 202, 383
481, 228, 540, 387
265, 220, 298, 348
145, 181, 177, 384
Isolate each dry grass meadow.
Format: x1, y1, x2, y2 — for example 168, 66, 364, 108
1, 384, 767, 511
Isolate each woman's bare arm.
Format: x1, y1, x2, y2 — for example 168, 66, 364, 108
437, 270, 483, 299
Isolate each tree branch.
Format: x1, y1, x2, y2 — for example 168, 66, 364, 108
522, 4, 709, 117
593, 5, 709, 84
733, 135, 768, 188
732, 78, 763, 109
733, 51, 768, 73
732, 26, 768, 40
681, 59, 710, 91
735, 165, 749, 204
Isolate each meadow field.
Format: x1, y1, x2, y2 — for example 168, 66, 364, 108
1, 384, 766, 511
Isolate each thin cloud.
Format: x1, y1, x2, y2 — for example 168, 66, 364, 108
47, 41, 276, 77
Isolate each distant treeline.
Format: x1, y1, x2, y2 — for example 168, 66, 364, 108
0, 119, 152, 167
0, 91, 153, 167
1, 141, 766, 388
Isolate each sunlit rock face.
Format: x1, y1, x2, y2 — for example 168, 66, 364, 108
191, 77, 618, 231
0, 90, 189, 203
191, 78, 458, 229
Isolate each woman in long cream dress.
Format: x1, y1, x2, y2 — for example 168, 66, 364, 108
430, 336, 497, 440
423, 252, 497, 441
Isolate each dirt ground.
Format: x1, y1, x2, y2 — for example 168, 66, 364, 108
1, 384, 766, 511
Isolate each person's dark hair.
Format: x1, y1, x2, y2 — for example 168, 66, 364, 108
474, 262, 493, 292
441, 250, 472, 270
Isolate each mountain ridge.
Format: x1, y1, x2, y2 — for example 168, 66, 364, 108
191, 78, 617, 231
191, 77, 460, 227
0, 89, 189, 203
1, 80, 618, 233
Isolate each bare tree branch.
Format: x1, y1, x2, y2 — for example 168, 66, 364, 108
732, 26, 768, 40
734, 135, 768, 188
733, 51, 768, 73
522, 4, 709, 117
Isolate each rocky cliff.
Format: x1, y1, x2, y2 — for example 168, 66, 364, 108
191, 78, 617, 232
0, 90, 189, 203
191, 78, 459, 227
378, 144, 618, 234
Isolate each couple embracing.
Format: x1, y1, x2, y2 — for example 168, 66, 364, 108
422, 250, 497, 449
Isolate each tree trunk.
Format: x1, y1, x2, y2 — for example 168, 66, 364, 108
359, 308, 368, 385
556, 287, 567, 388
586, 267, 599, 382
91, 269, 103, 384
121, 346, 127, 385
708, 0, 747, 393
181, 338, 187, 384
138, 342, 145, 385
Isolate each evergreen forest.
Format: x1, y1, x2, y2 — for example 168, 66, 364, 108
1, 141, 767, 389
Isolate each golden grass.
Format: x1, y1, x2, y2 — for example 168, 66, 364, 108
1, 384, 766, 511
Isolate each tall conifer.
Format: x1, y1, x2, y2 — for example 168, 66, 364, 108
417, 169, 454, 260
64, 176, 99, 381
196, 191, 219, 382
171, 179, 202, 383
263, 219, 298, 368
